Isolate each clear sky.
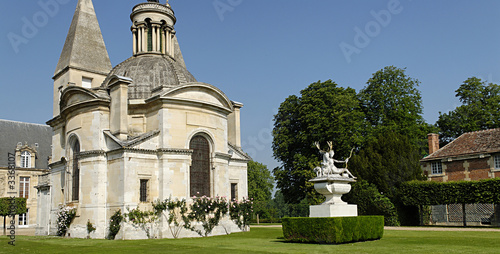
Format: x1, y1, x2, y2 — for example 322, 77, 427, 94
1, 0, 500, 172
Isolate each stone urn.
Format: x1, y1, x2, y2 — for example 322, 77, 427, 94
309, 176, 358, 217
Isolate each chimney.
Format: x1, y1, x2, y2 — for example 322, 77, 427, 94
427, 133, 440, 155
228, 101, 243, 148
109, 75, 132, 140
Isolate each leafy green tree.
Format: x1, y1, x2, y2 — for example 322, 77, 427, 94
437, 77, 500, 143
358, 66, 428, 148
348, 131, 424, 225
273, 80, 365, 204
270, 190, 288, 219
349, 131, 424, 200
0, 198, 27, 235
247, 161, 274, 219
343, 180, 399, 226
248, 161, 273, 202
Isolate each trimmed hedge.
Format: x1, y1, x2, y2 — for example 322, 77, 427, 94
401, 178, 500, 206
282, 216, 384, 244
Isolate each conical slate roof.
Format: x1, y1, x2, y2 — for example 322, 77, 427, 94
54, 0, 111, 77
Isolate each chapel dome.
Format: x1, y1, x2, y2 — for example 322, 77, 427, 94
103, 54, 197, 99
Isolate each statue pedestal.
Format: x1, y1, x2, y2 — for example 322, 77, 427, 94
309, 176, 358, 218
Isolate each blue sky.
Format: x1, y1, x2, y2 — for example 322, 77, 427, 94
1, 0, 500, 172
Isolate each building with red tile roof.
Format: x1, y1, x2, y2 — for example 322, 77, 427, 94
421, 129, 500, 182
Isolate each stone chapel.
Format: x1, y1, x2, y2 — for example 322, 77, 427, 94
36, 0, 250, 239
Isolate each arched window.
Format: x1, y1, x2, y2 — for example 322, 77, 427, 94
71, 139, 80, 201
190, 136, 211, 197
21, 151, 31, 168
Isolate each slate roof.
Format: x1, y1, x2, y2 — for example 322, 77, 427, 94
54, 0, 111, 77
102, 54, 197, 100
421, 128, 500, 161
0, 120, 52, 169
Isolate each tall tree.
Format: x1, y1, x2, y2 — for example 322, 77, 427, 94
247, 160, 274, 218
349, 131, 424, 200
348, 130, 424, 226
358, 66, 427, 147
273, 80, 365, 204
437, 77, 500, 143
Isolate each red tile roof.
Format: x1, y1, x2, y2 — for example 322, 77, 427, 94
421, 128, 500, 161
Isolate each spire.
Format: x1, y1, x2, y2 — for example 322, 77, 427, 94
54, 0, 111, 78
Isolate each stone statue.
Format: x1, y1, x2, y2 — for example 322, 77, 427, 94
313, 141, 356, 179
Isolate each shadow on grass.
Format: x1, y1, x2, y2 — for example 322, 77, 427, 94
273, 236, 383, 246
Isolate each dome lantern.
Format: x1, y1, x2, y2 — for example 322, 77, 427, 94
131, 1, 176, 56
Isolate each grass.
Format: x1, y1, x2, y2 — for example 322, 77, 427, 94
1, 228, 500, 254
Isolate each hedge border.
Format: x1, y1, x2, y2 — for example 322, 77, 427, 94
282, 216, 384, 244
401, 178, 500, 206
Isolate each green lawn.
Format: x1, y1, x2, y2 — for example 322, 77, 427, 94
1, 228, 499, 254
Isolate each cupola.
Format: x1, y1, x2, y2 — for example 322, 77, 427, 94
131, 0, 177, 56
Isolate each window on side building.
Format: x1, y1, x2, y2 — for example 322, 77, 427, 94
21, 151, 31, 168
19, 177, 30, 199
431, 162, 443, 175
495, 155, 500, 170
18, 209, 28, 226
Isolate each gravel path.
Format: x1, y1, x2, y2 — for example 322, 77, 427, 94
385, 226, 500, 232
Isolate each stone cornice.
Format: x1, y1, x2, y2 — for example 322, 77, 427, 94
60, 99, 110, 121
158, 148, 193, 155
229, 158, 251, 163
106, 147, 194, 157
131, 2, 175, 20
53, 65, 110, 80
108, 148, 158, 156
215, 152, 232, 160
48, 159, 66, 169
157, 97, 232, 115
46, 116, 64, 127
78, 150, 106, 159
0, 167, 48, 173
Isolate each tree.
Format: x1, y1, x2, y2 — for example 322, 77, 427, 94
0, 198, 27, 235
349, 130, 424, 225
349, 131, 424, 201
247, 160, 274, 219
358, 66, 428, 148
270, 190, 288, 219
273, 80, 365, 204
437, 77, 500, 143
342, 180, 399, 226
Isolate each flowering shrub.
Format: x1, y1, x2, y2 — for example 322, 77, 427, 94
229, 197, 253, 231
187, 196, 229, 237
126, 208, 158, 239
154, 198, 191, 239
56, 206, 77, 237
107, 209, 123, 240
